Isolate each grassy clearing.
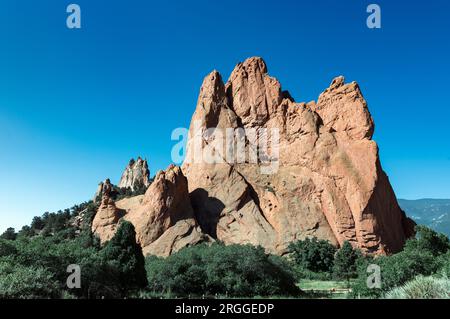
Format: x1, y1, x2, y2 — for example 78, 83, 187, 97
298, 280, 351, 290
298, 280, 354, 299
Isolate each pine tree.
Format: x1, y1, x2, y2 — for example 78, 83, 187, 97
0, 228, 17, 241
101, 221, 148, 295
333, 241, 359, 282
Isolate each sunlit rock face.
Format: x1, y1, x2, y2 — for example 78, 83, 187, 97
182, 57, 415, 255
118, 157, 151, 191
92, 57, 415, 256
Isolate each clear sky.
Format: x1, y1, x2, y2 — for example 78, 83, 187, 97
0, 0, 449, 232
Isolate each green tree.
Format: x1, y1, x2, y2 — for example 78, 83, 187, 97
101, 221, 148, 295
31, 216, 45, 231
0, 228, 17, 241
17, 225, 34, 238
0, 240, 17, 257
404, 226, 450, 257
146, 243, 300, 297
351, 245, 439, 298
288, 238, 336, 274
332, 241, 360, 282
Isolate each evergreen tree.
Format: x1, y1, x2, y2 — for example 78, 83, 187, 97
288, 238, 336, 273
0, 227, 17, 241
101, 221, 148, 295
333, 241, 360, 282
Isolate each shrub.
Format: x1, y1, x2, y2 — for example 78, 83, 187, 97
404, 226, 450, 257
351, 245, 440, 298
437, 251, 450, 276
0, 240, 17, 257
146, 243, 300, 297
0, 261, 60, 299
385, 276, 450, 299
288, 238, 336, 273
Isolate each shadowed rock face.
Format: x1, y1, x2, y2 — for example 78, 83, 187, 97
118, 157, 151, 191
182, 57, 415, 255
92, 57, 414, 256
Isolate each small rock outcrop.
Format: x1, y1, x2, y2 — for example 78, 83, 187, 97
91, 194, 124, 243
93, 178, 113, 203
118, 157, 151, 191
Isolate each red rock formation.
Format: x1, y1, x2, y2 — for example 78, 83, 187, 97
92, 165, 211, 256
182, 57, 414, 255
92, 194, 123, 243
92, 57, 414, 256
93, 178, 113, 204
118, 157, 151, 191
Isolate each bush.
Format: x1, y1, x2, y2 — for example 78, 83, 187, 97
352, 248, 439, 299
146, 243, 300, 297
0, 260, 61, 299
404, 226, 450, 257
351, 227, 448, 298
0, 240, 17, 257
385, 276, 450, 299
437, 251, 450, 276
288, 238, 336, 274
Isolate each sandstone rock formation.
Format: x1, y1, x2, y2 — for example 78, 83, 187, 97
92, 164, 211, 256
182, 57, 415, 255
92, 194, 124, 243
91, 57, 414, 256
93, 178, 113, 203
118, 157, 151, 191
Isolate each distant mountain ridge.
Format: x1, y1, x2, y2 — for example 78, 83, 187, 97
399, 199, 450, 238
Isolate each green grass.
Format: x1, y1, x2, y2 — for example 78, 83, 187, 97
298, 280, 354, 299
298, 280, 351, 290
135, 280, 355, 299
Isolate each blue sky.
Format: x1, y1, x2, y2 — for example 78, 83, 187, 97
0, 0, 449, 232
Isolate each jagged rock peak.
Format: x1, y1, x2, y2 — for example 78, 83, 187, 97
183, 57, 415, 255
313, 75, 375, 140
118, 157, 151, 191
93, 178, 113, 203
223, 57, 284, 126
93, 58, 414, 257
